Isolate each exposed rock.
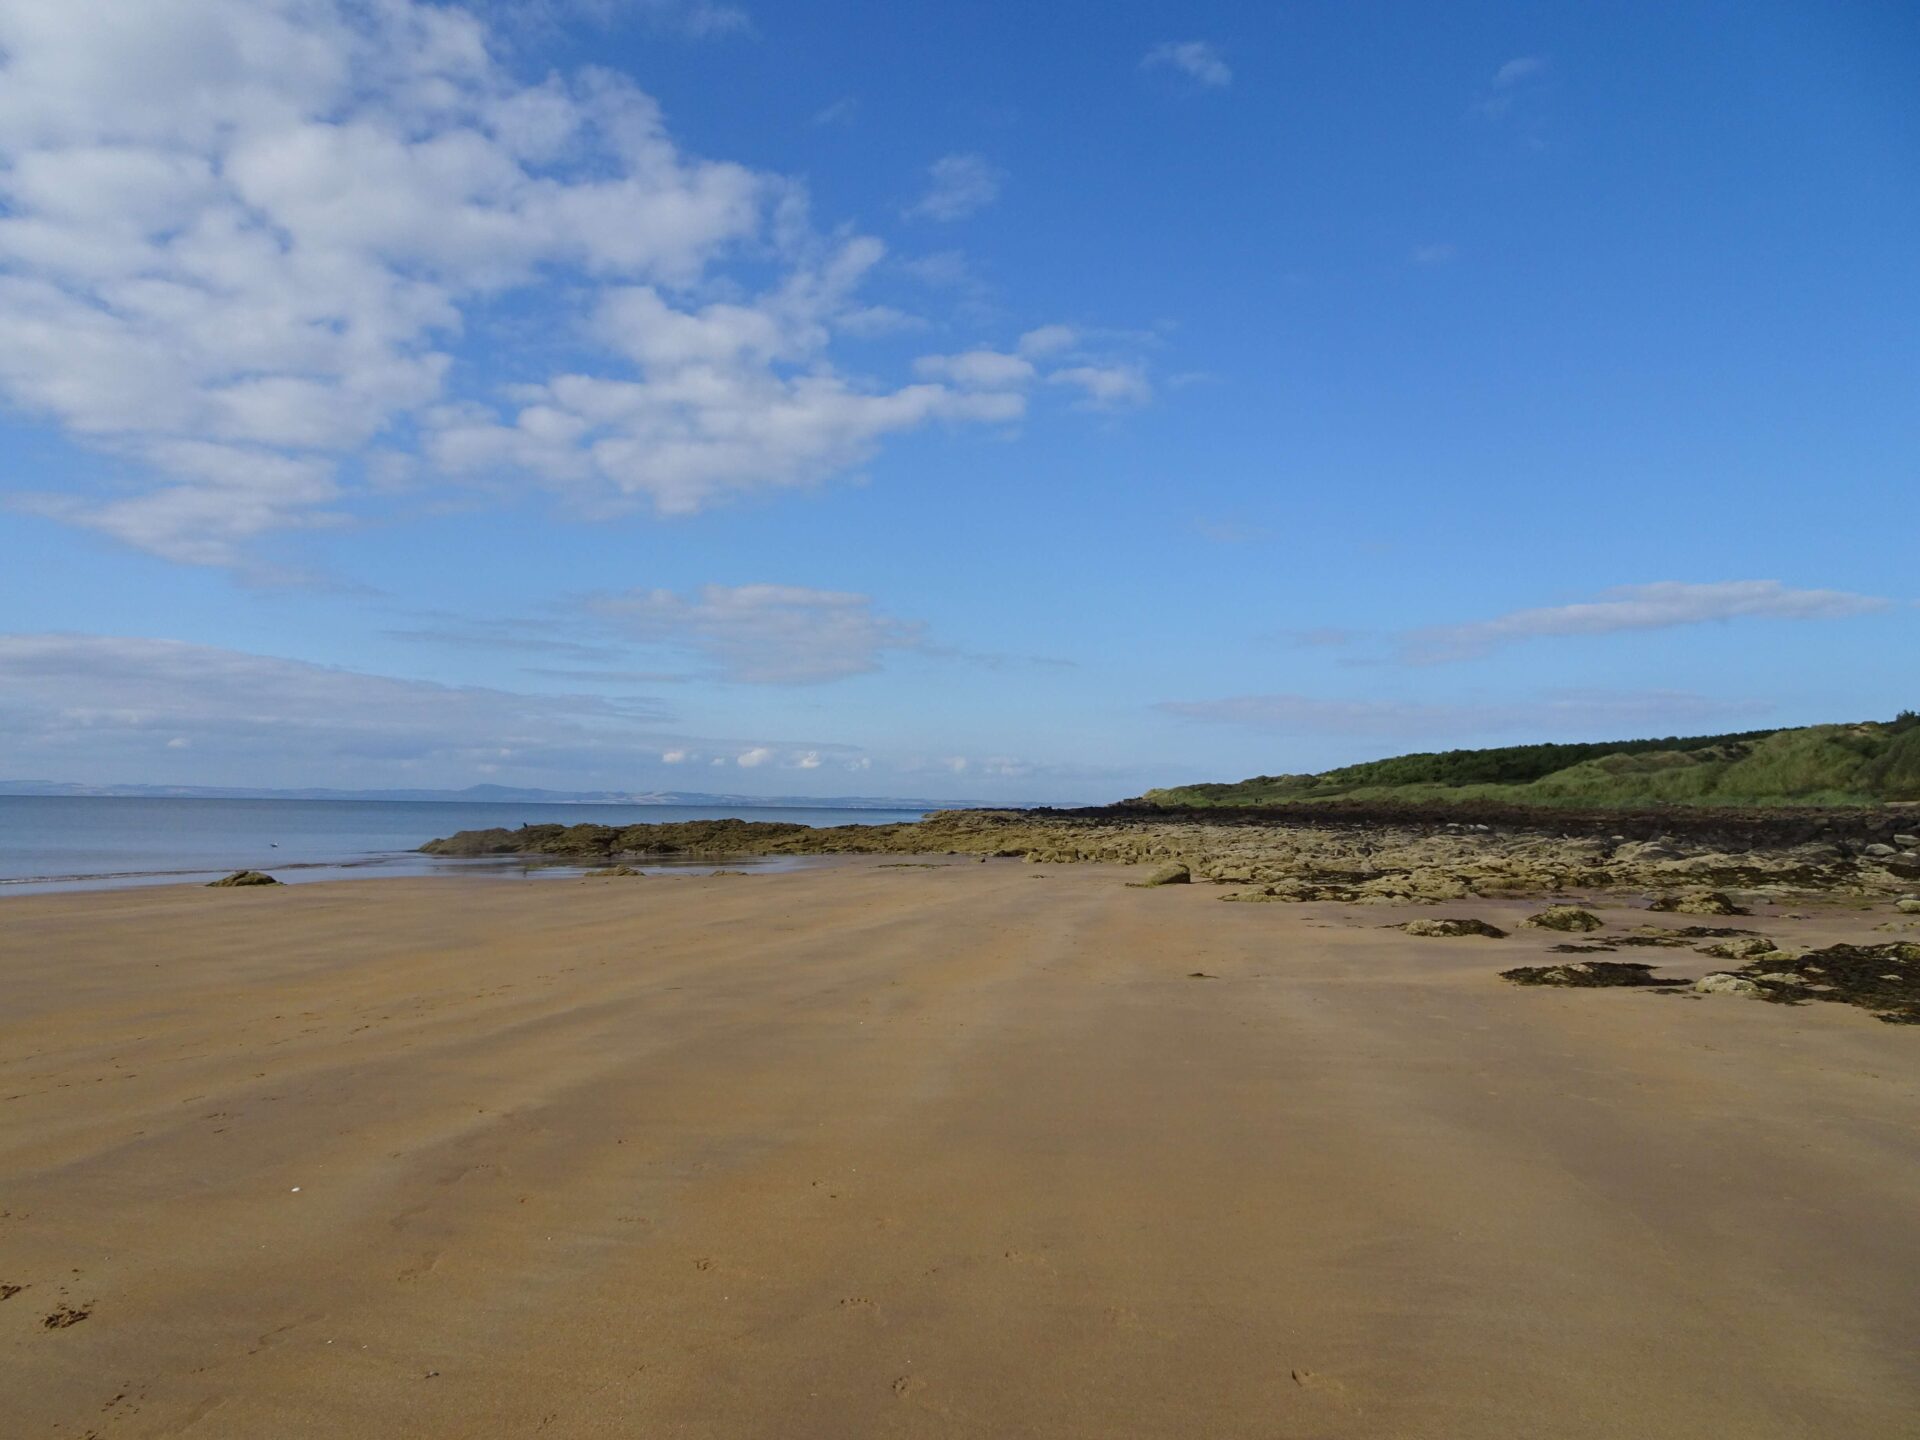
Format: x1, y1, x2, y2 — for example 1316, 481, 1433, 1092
1399, 917, 1507, 939
1648, 890, 1749, 916
1132, 862, 1192, 888
584, 865, 645, 877
1523, 905, 1604, 932
207, 870, 279, 887
1501, 961, 1673, 988
1694, 973, 1761, 997
1896, 897, 1920, 915
1864, 843, 1898, 858
1895, 834, 1920, 848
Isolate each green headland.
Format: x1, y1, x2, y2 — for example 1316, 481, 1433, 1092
1135, 712, 1920, 810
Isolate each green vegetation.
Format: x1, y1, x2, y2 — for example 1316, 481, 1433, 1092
1138, 717, 1920, 810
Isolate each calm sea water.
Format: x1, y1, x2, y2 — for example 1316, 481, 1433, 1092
0, 796, 930, 896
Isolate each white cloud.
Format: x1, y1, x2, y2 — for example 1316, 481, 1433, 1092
1159, 689, 1771, 739
912, 349, 1036, 389
0, 1, 1072, 565
1048, 364, 1152, 409
1403, 581, 1891, 663
735, 746, 773, 767
1479, 55, 1547, 119
1493, 56, 1546, 88
905, 153, 1004, 222
1017, 324, 1078, 357
1141, 41, 1232, 89
661, 747, 690, 763
588, 583, 924, 684
503, 0, 752, 39
810, 96, 858, 128
896, 250, 976, 288
792, 751, 823, 769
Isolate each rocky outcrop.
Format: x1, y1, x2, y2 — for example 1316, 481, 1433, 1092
1400, 918, 1507, 938
207, 870, 279, 887
419, 808, 1920, 906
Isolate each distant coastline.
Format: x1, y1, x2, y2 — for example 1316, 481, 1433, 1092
0, 780, 1024, 811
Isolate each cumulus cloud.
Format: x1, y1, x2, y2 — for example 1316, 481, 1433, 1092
1141, 41, 1232, 88
1048, 364, 1152, 409
905, 153, 1004, 222
588, 583, 924, 684
912, 349, 1036, 389
0, 1, 1083, 566
1158, 689, 1770, 739
1017, 324, 1078, 357
1403, 581, 1891, 663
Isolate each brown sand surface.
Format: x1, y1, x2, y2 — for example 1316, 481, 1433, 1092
3, 862, 1918, 1438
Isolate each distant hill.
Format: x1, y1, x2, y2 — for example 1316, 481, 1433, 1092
1135, 714, 1920, 810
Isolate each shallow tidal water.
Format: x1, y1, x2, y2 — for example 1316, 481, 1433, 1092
0, 795, 927, 895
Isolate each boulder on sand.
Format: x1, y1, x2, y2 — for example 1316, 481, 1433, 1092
1400, 918, 1507, 939
1131, 862, 1192, 888
1523, 905, 1604, 933
208, 870, 279, 887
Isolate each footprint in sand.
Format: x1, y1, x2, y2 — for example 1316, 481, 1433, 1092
892, 1374, 925, 1399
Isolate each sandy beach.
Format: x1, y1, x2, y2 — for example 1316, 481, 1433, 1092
4, 860, 1917, 1438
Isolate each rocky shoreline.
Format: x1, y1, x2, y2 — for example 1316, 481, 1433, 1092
421, 805, 1920, 906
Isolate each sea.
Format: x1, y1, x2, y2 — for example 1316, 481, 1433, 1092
0, 795, 932, 897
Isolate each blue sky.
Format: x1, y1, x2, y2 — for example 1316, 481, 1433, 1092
1, 0, 1914, 801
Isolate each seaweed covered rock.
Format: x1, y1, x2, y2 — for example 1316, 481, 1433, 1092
1400, 917, 1508, 938
1523, 905, 1604, 933
207, 870, 279, 887
1649, 890, 1748, 916
1695, 936, 1782, 961
1501, 960, 1672, 988
584, 865, 645, 877
1693, 973, 1761, 997
1722, 941, 1920, 1024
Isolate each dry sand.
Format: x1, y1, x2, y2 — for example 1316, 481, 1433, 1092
3, 861, 1917, 1438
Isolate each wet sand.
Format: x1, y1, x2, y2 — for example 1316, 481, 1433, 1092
3, 861, 1917, 1437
